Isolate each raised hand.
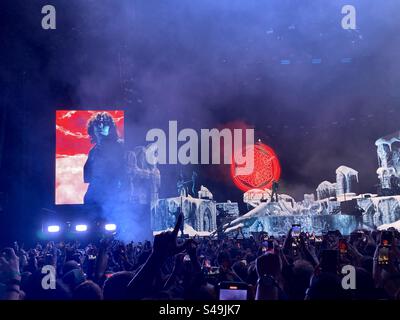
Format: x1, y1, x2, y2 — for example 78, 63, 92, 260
127, 214, 185, 299
0, 248, 21, 281
152, 214, 185, 261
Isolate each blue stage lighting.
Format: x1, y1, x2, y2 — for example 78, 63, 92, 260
75, 224, 88, 232
104, 223, 117, 232
47, 225, 60, 233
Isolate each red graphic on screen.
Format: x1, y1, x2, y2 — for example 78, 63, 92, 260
55, 110, 124, 204
230, 142, 281, 192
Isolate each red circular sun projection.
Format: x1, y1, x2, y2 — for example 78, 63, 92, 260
230, 142, 281, 192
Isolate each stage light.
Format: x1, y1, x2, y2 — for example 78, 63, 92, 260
104, 224, 117, 232
75, 224, 88, 232
341, 57, 352, 63
311, 58, 322, 64
47, 225, 60, 233
280, 59, 291, 65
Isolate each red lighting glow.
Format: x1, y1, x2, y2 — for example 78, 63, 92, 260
230, 141, 281, 192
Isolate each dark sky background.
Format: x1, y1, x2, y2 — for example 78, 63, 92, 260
1, 0, 400, 241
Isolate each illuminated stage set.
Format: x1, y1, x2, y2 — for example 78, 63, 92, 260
55, 111, 400, 238
154, 132, 400, 237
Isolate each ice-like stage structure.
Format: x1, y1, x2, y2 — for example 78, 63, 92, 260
375, 130, 400, 195
152, 130, 400, 236
151, 195, 217, 236
221, 190, 400, 236
221, 187, 358, 236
